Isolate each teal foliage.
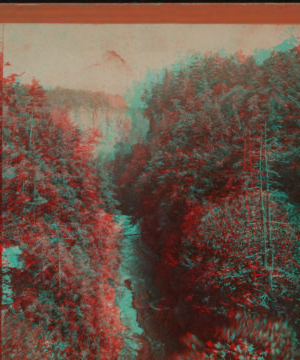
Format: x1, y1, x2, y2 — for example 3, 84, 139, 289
114, 42, 300, 359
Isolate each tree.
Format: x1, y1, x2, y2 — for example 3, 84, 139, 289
115, 48, 300, 358
3, 75, 126, 359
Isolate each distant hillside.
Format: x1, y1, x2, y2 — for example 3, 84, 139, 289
46, 87, 126, 112
45, 87, 149, 158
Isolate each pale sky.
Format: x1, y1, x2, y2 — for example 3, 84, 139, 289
2, 24, 300, 96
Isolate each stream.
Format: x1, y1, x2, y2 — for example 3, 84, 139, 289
114, 215, 144, 360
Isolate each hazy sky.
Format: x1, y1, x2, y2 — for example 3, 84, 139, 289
3, 24, 300, 96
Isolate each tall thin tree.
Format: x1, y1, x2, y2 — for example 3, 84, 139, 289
0, 23, 4, 360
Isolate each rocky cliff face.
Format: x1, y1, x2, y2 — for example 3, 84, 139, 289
46, 88, 149, 159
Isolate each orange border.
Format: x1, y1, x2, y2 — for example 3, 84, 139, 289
0, 4, 299, 24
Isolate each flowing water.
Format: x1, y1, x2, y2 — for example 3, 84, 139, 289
114, 215, 144, 360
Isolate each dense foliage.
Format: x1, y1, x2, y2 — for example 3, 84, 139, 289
114, 47, 300, 359
2, 43, 300, 360
2, 75, 125, 359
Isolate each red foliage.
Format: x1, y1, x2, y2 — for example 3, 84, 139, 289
3, 76, 126, 359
